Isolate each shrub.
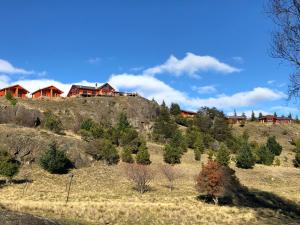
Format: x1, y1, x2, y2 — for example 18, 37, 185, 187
119, 128, 139, 147
136, 142, 151, 165
194, 136, 204, 161
256, 145, 275, 165
44, 111, 63, 134
5, 92, 18, 106
216, 143, 230, 166
98, 139, 120, 165
163, 144, 182, 164
170, 103, 181, 116
275, 158, 281, 166
80, 118, 94, 131
121, 146, 134, 163
266, 136, 282, 156
236, 142, 255, 169
124, 163, 155, 193
39, 143, 71, 174
294, 150, 300, 168
0, 149, 20, 183
160, 164, 181, 191
195, 160, 239, 205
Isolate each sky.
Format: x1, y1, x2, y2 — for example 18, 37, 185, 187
0, 0, 299, 117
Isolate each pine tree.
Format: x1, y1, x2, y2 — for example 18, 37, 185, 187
136, 142, 151, 165
170, 103, 181, 116
266, 136, 282, 156
117, 112, 131, 132
163, 144, 182, 164
288, 112, 292, 119
258, 112, 263, 119
121, 146, 134, 163
236, 142, 255, 169
0, 149, 20, 183
256, 145, 275, 165
251, 111, 256, 121
98, 139, 120, 165
170, 130, 187, 153
234, 109, 237, 117
274, 112, 278, 117
216, 143, 230, 166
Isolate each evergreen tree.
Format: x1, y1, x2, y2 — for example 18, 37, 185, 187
136, 142, 151, 165
266, 136, 282, 156
211, 116, 232, 142
296, 115, 300, 123
234, 109, 237, 117
98, 139, 120, 165
258, 112, 263, 119
163, 144, 182, 164
121, 146, 134, 163
117, 112, 131, 132
236, 142, 255, 169
169, 130, 187, 153
242, 112, 246, 117
288, 112, 292, 119
251, 111, 256, 121
39, 143, 71, 174
256, 145, 275, 165
170, 103, 181, 116
194, 136, 204, 161
0, 149, 20, 183
185, 126, 201, 148
274, 112, 278, 117
216, 143, 230, 166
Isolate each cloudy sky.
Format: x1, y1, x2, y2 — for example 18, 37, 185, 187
0, 1, 298, 117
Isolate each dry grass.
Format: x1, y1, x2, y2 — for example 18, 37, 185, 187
0, 142, 300, 224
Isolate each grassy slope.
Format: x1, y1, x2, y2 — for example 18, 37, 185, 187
0, 134, 300, 225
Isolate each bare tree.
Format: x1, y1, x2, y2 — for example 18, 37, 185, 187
123, 163, 155, 193
268, 0, 300, 99
160, 164, 181, 191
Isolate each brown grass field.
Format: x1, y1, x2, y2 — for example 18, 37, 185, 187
1, 123, 300, 225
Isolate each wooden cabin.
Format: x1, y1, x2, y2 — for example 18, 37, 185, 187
180, 110, 196, 118
275, 116, 293, 124
0, 84, 29, 98
226, 115, 247, 124
259, 115, 292, 124
31, 85, 63, 98
67, 83, 116, 97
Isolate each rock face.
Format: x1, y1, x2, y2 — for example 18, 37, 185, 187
0, 210, 60, 225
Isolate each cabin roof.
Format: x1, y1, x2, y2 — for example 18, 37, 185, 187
181, 110, 196, 114
31, 85, 64, 95
0, 84, 29, 93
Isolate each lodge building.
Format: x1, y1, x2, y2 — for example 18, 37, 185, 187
32, 85, 63, 98
259, 115, 292, 124
0, 84, 29, 98
67, 83, 115, 97
226, 115, 247, 125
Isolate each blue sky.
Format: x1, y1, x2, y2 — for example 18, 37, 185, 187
0, 0, 298, 117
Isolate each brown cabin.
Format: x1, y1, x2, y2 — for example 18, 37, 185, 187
67, 83, 115, 97
259, 115, 292, 124
226, 115, 247, 125
180, 110, 196, 118
0, 84, 29, 98
32, 85, 63, 98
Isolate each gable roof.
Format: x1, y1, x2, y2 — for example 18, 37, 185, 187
31, 85, 64, 95
0, 84, 29, 93
98, 82, 115, 90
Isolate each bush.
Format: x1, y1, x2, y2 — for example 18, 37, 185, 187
266, 136, 282, 156
255, 145, 275, 165
80, 118, 94, 131
194, 136, 204, 161
39, 143, 71, 174
0, 149, 20, 183
160, 164, 181, 191
124, 163, 155, 193
5, 92, 18, 106
98, 139, 120, 165
294, 150, 300, 168
236, 142, 255, 169
163, 144, 182, 164
121, 146, 134, 163
136, 142, 151, 165
44, 111, 63, 134
216, 143, 230, 166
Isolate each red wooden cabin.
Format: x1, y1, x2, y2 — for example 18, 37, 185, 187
259, 115, 292, 124
32, 85, 63, 98
180, 110, 196, 118
0, 84, 29, 98
275, 116, 293, 124
226, 115, 247, 124
67, 83, 115, 97
259, 115, 276, 124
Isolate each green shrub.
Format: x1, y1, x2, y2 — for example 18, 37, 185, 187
255, 145, 274, 165
0, 149, 20, 183
80, 119, 94, 131
216, 143, 230, 166
294, 150, 300, 168
266, 136, 282, 156
121, 146, 134, 163
39, 143, 71, 174
136, 142, 151, 165
275, 158, 281, 166
98, 139, 119, 165
194, 137, 204, 161
44, 111, 63, 134
236, 142, 255, 169
5, 92, 18, 106
163, 144, 182, 164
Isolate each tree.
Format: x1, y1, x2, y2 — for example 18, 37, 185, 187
251, 111, 256, 121
169, 130, 187, 153
266, 136, 282, 156
5, 92, 17, 106
121, 146, 134, 164
234, 109, 237, 117
211, 116, 232, 142
259, 112, 263, 119
39, 143, 71, 174
288, 112, 292, 119
236, 142, 255, 169
163, 144, 182, 164
170, 103, 181, 116
256, 145, 275, 165
124, 163, 155, 193
294, 150, 300, 168
216, 143, 230, 166
194, 136, 204, 161
44, 111, 63, 134
160, 164, 181, 191
98, 139, 120, 165
0, 149, 20, 183
268, 0, 300, 99
185, 126, 202, 148
273, 112, 277, 117
117, 112, 131, 132
136, 142, 151, 165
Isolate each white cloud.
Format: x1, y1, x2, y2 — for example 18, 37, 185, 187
143, 52, 241, 77
232, 56, 244, 64
267, 80, 275, 84
0, 59, 33, 74
192, 85, 217, 94
109, 73, 286, 111
87, 57, 101, 64
0, 74, 10, 87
